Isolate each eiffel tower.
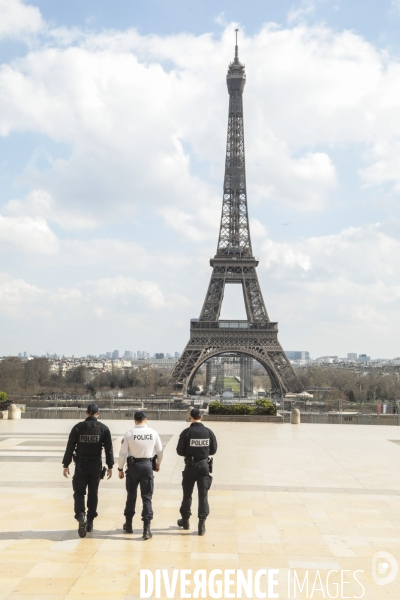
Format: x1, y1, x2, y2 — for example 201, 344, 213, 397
170, 32, 303, 397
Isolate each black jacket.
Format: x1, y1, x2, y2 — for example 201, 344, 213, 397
176, 421, 218, 461
62, 417, 114, 468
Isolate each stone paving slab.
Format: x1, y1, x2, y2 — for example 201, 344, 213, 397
1, 420, 400, 598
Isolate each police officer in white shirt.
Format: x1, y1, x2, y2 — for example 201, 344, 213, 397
118, 410, 163, 540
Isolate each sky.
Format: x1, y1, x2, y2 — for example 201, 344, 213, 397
1, 0, 400, 358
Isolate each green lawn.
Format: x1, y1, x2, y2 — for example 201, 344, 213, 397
224, 376, 241, 393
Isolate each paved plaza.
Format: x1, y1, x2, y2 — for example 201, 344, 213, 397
1, 419, 400, 598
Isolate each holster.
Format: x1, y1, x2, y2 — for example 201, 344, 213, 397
152, 455, 157, 471
100, 466, 107, 480
72, 453, 77, 464
184, 456, 195, 467
208, 457, 213, 473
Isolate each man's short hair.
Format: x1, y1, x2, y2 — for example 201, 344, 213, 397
134, 410, 147, 422
190, 408, 202, 420
87, 402, 99, 415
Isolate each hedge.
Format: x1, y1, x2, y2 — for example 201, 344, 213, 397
209, 400, 277, 416
0, 391, 10, 411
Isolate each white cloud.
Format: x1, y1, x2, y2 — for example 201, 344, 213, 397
254, 223, 400, 355
288, 0, 317, 23
250, 219, 268, 240
78, 276, 167, 309
1, 21, 384, 227
250, 145, 337, 210
0, 273, 41, 303
0, 212, 59, 254
260, 222, 400, 283
0, 0, 43, 40
1, 21, 399, 218
160, 203, 220, 243
5, 190, 100, 229
261, 238, 312, 271
0, 273, 189, 319
0, 273, 43, 319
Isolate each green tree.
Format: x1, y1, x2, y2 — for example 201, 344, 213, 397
347, 390, 356, 402
65, 366, 87, 386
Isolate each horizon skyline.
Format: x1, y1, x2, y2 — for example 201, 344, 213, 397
2, 349, 394, 361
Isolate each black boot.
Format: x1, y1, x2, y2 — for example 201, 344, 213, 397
177, 518, 190, 530
77, 513, 87, 538
123, 518, 133, 534
143, 520, 152, 540
86, 521, 93, 533
198, 519, 206, 536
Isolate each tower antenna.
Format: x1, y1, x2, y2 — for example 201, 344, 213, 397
235, 28, 239, 61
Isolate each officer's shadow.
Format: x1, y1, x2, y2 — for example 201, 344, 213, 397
0, 526, 196, 542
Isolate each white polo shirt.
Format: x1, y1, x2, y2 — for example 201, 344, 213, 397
118, 424, 163, 469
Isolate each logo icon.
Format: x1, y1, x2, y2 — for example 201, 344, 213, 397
372, 551, 398, 586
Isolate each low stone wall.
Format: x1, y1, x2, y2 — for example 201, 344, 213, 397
23, 408, 188, 421
299, 413, 399, 426
203, 414, 283, 423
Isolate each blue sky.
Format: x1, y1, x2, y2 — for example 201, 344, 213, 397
22, 0, 400, 46
1, 0, 400, 358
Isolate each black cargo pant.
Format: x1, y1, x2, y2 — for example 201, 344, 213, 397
73, 458, 102, 521
180, 461, 212, 521
124, 461, 154, 523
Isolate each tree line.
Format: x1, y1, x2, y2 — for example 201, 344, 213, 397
0, 358, 174, 398
1, 358, 398, 403
297, 365, 400, 403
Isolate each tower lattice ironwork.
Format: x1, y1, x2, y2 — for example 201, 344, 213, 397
170, 32, 303, 396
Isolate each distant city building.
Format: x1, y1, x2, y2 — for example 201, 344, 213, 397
357, 354, 370, 364
347, 353, 357, 361
18, 353, 22, 358
166, 353, 171, 358
154, 353, 164, 359
112, 350, 119, 359
175, 352, 180, 358
286, 351, 310, 361
124, 351, 133, 358
106, 352, 112, 359
314, 356, 339, 363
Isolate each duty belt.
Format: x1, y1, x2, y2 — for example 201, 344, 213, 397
127, 457, 152, 466
77, 455, 101, 460
185, 457, 208, 466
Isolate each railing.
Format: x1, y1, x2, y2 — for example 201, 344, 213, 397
191, 320, 277, 330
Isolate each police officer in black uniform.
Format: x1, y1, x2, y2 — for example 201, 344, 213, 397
62, 403, 114, 538
176, 408, 218, 536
